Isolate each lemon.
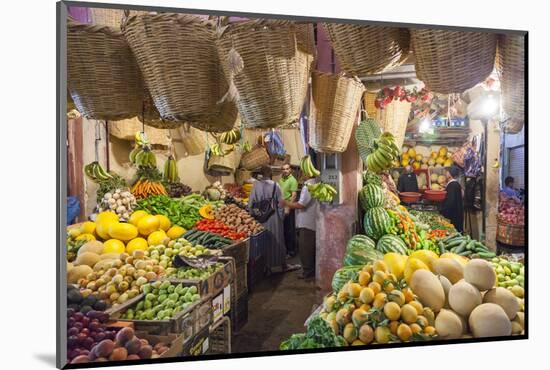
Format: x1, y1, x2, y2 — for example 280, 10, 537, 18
75, 233, 96, 242
155, 215, 171, 231
129, 210, 148, 226
166, 225, 186, 240
148, 230, 169, 246
79, 221, 96, 235
108, 222, 139, 242
126, 237, 148, 254
103, 239, 126, 254
138, 215, 160, 236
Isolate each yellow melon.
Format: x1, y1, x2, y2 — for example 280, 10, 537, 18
438, 146, 448, 157
126, 237, 148, 254
436, 156, 446, 165
430, 151, 438, 159
154, 215, 171, 231
103, 239, 126, 254
407, 148, 417, 158
147, 230, 169, 246
138, 215, 160, 236
409, 250, 439, 272
129, 210, 148, 227
413, 162, 421, 170
75, 233, 96, 242
108, 222, 138, 242
444, 159, 454, 167
404, 257, 430, 285
166, 225, 186, 240
79, 221, 96, 235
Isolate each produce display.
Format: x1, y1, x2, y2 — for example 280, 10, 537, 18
97, 189, 137, 222
498, 193, 525, 225
366, 132, 400, 173
400, 145, 454, 171
194, 218, 247, 240
203, 181, 228, 201
491, 257, 525, 298
438, 233, 496, 260
84, 161, 115, 183
131, 167, 167, 199
95, 175, 128, 204
363, 207, 392, 240
148, 239, 218, 271
136, 194, 213, 230
280, 316, 346, 349
181, 230, 234, 250
166, 262, 225, 280
214, 204, 263, 236
67, 284, 109, 314
409, 209, 456, 235
165, 182, 192, 198
343, 234, 382, 267
386, 208, 421, 250
67, 306, 113, 362
120, 281, 200, 321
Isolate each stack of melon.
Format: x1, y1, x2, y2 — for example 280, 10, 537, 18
359, 183, 393, 241
400, 146, 454, 170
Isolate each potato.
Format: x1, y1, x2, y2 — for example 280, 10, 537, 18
433, 258, 464, 284
448, 281, 482, 317
469, 303, 512, 338
464, 259, 496, 291
435, 309, 463, 339
483, 287, 519, 320
68, 265, 93, 284
410, 269, 445, 312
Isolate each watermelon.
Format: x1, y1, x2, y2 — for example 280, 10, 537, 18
376, 234, 408, 255
363, 207, 392, 240
343, 248, 383, 266
363, 171, 383, 187
346, 234, 376, 253
332, 265, 362, 293
359, 184, 384, 210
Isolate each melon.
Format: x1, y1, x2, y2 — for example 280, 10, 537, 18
68, 265, 93, 284
359, 184, 384, 210
78, 240, 104, 256
469, 303, 512, 338
448, 281, 482, 317
409, 250, 439, 272
376, 235, 408, 255
482, 287, 519, 320
108, 223, 138, 242
74, 252, 101, 268
363, 207, 391, 240
464, 259, 496, 291
435, 309, 463, 339
409, 269, 445, 312
433, 258, 463, 284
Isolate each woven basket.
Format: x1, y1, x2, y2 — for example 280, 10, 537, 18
67, 19, 145, 120
235, 168, 253, 185
497, 34, 525, 126
309, 71, 365, 153
178, 124, 208, 156
123, 14, 238, 132
364, 92, 412, 150
217, 20, 313, 129
108, 117, 172, 146
502, 119, 524, 134
91, 8, 150, 29
410, 29, 497, 93
496, 217, 525, 247
240, 146, 270, 170
208, 149, 238, 174
324, 23, 410, 75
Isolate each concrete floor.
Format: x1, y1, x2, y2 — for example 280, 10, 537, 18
232, 257, 319, 353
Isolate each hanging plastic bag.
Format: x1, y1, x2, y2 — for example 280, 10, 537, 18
67, 196, 80, 225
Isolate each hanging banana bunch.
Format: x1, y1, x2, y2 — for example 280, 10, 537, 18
366, 132, 400, 173
220, 128, 241, 145
299, 155, 321, 178
163, 155, 179, 183
84, 161, 113, 182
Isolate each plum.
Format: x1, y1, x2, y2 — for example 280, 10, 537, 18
95, 332, 106, 342
115, 327, 135, 346
93, 300, 107, 311
138, 345, 152, 359
81, 316, 90, 328
125, 337, 142, 355
73, 312, 84, 322
67, 308, 75, 317
81, 328, 90, 337
82, 337, 95, 350
127, 354, 141, 360
94, 339, 115, 358
73, 322, 83, 331
80, 305, 93, 315
68, 327, 79, 337
109, 347, 128, 361
88, 321, 101, 332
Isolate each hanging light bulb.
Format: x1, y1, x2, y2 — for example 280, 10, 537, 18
482, 94, 499, 116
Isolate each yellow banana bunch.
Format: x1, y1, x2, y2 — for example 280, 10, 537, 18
300, 155, 321, 177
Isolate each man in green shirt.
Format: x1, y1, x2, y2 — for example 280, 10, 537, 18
279, 164, 298, 257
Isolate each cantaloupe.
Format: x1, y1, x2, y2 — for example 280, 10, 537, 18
438, 275, 452, 308
404, 257, 430, 285
448, 281, 481, 317
464, 259, 496, 291
409, 269, 445, 312
469, 303, 512, 338
409, 250, 439, 272
68, 265, 93, 284
435, 309, 463, 339
433, 258, 464, 284
78, 240, 104, 256
74, 252, 101, 268
513, 312, 524, 330
439, 252, 469, 267
482, 287, 519, 320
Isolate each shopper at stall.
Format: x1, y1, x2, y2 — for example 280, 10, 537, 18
279, 163, 298, 258
501, 176, 520, 199
248, 166, 300, 275
281, 174, 318, 279
440, 166, 464, 232
397, 165, 419, 193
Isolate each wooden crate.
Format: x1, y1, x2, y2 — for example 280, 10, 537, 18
182, 325, 210, 356
223, 239, 250, 266
134, 331, 185, 358
209, 316, 231, 354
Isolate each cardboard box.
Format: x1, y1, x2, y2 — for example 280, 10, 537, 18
134, 331, 185, 358
182, 325, 210, 356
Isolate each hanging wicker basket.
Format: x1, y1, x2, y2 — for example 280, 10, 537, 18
309, 71, 365, 153
364, 92, 412, 150
178, 124, 208, 156
109, 117, 172, 146
497, 34, 525, 126
324, 23, 410, 75
91, 8, 150, 29
208, 147, 239, 174
122, 13, 238, 132
67, 19, 145, 120
410, 29, 497, 94
217, 20, 314, 129
240, 146, 270, 170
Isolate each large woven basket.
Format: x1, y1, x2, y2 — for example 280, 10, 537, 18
217, 20, 313, 129
122, 14, 238, 132
108, 117, 171, 146
364, 92, 412, 150
91, 8, 150, 28
208, 148, 239, 174
309, 71, 365, 153
497, 34, 525, 126
324, 23, 410, 75
67, 19, 144, 120
502, 119, 524, 134
178, 124, 208, 156
235, 168, 253, 185
240, 146, 270, 170
410, 29, 497, 93
496, 217, 525, 247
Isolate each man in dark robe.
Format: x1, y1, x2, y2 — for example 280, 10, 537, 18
440, 166, 464, 232
397, 165, 419, 193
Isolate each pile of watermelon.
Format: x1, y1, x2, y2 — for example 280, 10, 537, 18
343, 234, 383, 266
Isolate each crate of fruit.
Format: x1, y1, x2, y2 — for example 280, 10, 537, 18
165, 256, 236, 298
134, 330, 186, 358
107, 280, 212, 337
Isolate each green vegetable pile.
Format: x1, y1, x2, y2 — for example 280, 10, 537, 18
438, 233, 496, 259
409, 209, 456, 233
280, 316, 347, 350
136, 193, 217, 229
182, 230, 234, 249
167, 262, 225, 280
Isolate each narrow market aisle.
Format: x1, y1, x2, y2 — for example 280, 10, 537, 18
232, 257, 318, 353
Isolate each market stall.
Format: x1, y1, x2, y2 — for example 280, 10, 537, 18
63, 5, 525, 365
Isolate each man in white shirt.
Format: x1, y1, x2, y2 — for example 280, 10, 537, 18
281, 176, 318, 279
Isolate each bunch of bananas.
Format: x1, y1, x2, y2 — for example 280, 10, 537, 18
300, 155, 321, 178
366, 132, 400, 173
210, 143, 235, 157
220, 128, 241, 145
163, 155, 179, 183
241, 141, 252, 153
307, 182, 337, 203
135, 131, 149, 147
84, 161, 113, 182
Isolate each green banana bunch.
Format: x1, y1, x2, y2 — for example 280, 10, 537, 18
134, 131, 150, 147
300, 155, 321, 178
241, 141, 252, 153
163, 155, 179, 183
210, 143, 225, 156
307, 182, 337, 203
84, 161, 113, 182
135, 147, 157, 168
366, 131, 400, 173
220, 128, 241, 145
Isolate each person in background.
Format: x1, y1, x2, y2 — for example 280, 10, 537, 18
281, 173, 318, 279
440, 166, 464, 232
501, 176, 520, 199
278, 163, 298, 258
397, 165, 419, 193
248, 166, 300, 275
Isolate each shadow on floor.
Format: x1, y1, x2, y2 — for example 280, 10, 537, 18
232, 257, 318, 353
34, 353, 57, 367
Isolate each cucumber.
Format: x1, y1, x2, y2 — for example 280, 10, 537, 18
438, 241, 446, 254
446, 238, 466, 248
478, 251, 496, 259
466, 240, 476, 251
442, 233, 461, 243
459, 250, 472, 256
453, 244, 466, 254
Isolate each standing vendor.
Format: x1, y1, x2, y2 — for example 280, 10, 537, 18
278, 163, 298, 257
397, 165, 419, 193
440, 166, 464, 232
